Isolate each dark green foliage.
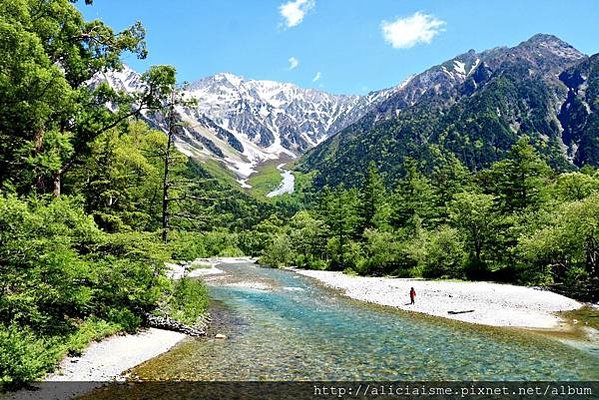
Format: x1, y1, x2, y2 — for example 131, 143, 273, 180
0, 0, 177, 197
0, 324, 56, 388
358, 228, 402, 276
259, 233, 294, 268
319, 187, 363, 270
360, 163, 391, 230
269, 140, 599, 302
448, 192, 496, 276
297, 45, 598, 190
559, 54, 599, 166
518, 193, 599, 290
2, 1, 599, 386
391, 158, 441, 230
0, 195, 172, 388
420, 226, 466, 279
478, 137, 551, 213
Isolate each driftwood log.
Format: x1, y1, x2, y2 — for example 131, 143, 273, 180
447, 310, 475, 315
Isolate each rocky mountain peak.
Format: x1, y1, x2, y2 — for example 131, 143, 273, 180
95, 34, 592, 189
98, 68, 400, 186
511, 33, 586, 72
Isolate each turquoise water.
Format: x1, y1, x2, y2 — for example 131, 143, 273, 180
132, 263, 598, 381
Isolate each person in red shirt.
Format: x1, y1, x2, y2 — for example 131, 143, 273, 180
410, 287, 416, 305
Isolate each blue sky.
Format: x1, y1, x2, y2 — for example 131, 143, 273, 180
79, 0, 599, 95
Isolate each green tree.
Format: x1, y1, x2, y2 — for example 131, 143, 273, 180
481, 137, 551, 213
554, 171, 598, 201
289, 211, 327, 268
319, 187, 363, 270
260, 233, 294, 268
518, 194, 599, 291
391, 158, 440, 230
420, 226, 466, 279
428, 147, 473, 216
360, 162, 391, 230
0, 0, 176, 196
69, 122, 166, 232
449, 192, 496, 278
359, 228, 401, 275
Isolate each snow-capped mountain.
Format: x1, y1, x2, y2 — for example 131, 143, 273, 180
94, 34, 586, 188
95, 67, 400, 186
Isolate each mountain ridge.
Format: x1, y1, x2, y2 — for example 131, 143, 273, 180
297, 33, 593, 187
98, 33, 594, 189
96, 67, 404, 187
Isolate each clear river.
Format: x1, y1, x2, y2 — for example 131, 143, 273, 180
129, 262, 598, 381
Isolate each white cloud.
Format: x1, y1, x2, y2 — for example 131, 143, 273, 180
312, 72, 322, 82
288, 57, 300, 70
279, 0, 315, 28
381, 12, 445, 49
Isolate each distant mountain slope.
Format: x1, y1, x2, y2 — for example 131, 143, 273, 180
558, 53, 599, 165
298, 34, 591, 187
96, 69, 401, 187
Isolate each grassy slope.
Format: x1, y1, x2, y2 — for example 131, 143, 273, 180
247, 161, 283, 198
199, 159, 243, 189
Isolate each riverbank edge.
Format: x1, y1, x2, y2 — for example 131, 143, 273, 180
2, 258, 254, 399
293, 269, 586, 331
47, 258, 251, 377
1, 328, 186, 400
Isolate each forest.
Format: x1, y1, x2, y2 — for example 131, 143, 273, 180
262, 139, 599, 304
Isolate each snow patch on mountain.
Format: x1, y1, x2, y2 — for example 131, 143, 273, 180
454, 60, 466, 75
97, 68, 399, 186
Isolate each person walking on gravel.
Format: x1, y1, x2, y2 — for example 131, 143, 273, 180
410, 287, 416, 305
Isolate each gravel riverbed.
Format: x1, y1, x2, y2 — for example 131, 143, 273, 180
295, 269, 582, 329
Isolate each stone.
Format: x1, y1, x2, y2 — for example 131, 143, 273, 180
145, 314, 206, 337
215, 333, 227, 339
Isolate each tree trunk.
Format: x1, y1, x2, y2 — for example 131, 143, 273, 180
586, 235, 598, 278
53, 172, 61, 197
162, 103, 175, 244
35, 130, 48, 193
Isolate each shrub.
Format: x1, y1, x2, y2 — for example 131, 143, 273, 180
0, 195, 101, 334
107, 309, 142, 334
169, 232, 207, 261
202, 230, 243, 257
166, 278, 209, 326
0, 195, 173, 386
294, 254, 328, 270
307, 258, 329, 270
0, 325, 56, 389
359, 229, 401, 275
421, 226, 466, 279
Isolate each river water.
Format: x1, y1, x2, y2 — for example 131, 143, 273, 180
129, 262, 598, 381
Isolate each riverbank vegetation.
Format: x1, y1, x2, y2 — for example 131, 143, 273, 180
0, 0, 262, 389
260, 139, 599, 303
